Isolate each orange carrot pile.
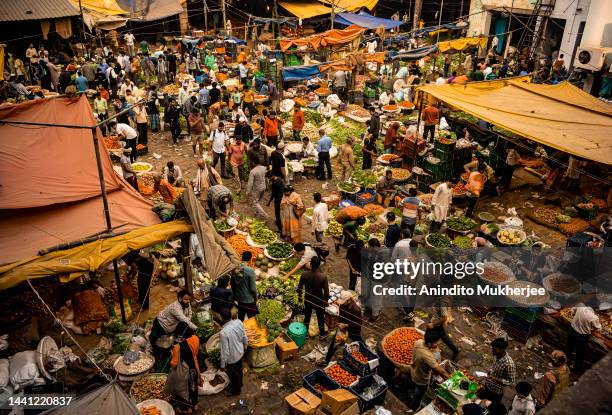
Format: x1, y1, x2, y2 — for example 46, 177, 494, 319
325, 364, 357, 387
384, 328, 423, 365
227, 234, 263, 267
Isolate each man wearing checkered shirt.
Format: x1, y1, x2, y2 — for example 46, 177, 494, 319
481, 337, 516, 403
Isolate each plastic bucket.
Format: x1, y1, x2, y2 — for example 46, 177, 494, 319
287, 322, 307, 348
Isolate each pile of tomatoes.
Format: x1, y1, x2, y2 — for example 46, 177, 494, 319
383, 328, 423, 366
325, 364, 358, 387
351, 351, 369, 364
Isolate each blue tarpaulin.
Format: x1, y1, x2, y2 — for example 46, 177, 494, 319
334, 11, 403, 30
282, 64, 321, 81
391, 45, 439, 60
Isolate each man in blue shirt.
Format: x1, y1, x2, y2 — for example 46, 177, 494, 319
75, 71, 88, 92
316, 128, 333, 180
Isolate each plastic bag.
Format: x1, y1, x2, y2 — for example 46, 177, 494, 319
198, 369, 230, 395
9, 351, 44, 391
153, 203, 176, 222
0, 359, 9, 388
165, 350, 190, 402
439, 117, 449, 130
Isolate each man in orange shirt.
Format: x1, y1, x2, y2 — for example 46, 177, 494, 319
153, 174, 178, 204
451, 72, 469, 84
292, 105, 304, 141
422, 102, 440, 142
263, 110, 282, 147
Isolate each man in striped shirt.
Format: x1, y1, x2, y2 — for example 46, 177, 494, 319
481, 338, 516, 403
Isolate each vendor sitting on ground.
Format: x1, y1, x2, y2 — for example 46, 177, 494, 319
284, 242, 319, 279
376, 170, 397, 206
149, 289, 198, 360
163, 161, 184, 187
207, 184, 233, 220
153, 173, 178, 204
302, 137, 317, 158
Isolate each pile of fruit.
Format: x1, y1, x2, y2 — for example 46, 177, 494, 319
249, 222, 277, 245
325, 364, 358, 387
391, 168, 410, 181
379, 153, 401, 163
350, 351, 369, 364
255, 254, 274, 271
327, 220, 343, 238
132, 163, 151, 172
532, 207, 559, 226
383, 327, 423, 366
383, 104, 398, 112
104, 135, 122, 149
452, 182, 467, 195
363, 203, 385, 215
446, 216, 477, 231
162, 84, 179, 95
314, 383, 330, 394
227, 234, 263, 267
266, 242, 293, 259
139, 405, 160, 415
497, 229, 524, 245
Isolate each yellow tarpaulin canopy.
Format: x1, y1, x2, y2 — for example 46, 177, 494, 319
438, 36, 487, 53
321, 0, 379, 12
279, 1, 332, 19
0, 220, 193, 291
70, 0, 126, 15
418, 79, 612, 165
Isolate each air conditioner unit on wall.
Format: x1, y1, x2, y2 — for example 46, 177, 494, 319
573, 46, 612, 71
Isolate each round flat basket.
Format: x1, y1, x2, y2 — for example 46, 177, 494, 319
496, 228, 527, 246
37, 336, 59, 381
479, 212, 496, 222
542, 273, 582, 298
246, 234, 275, 248
337, 183, 359, 194
425, 233, 452, 249
132, 162, 153, 175
505, 280, 550, 306
380, 327, 424, 371
129, 373, 170, 403
264, 244, 294, 261
137, 399, 175, 415
114, 352, 155, 380
479, 262, 516, 285
206, 332, 221, 353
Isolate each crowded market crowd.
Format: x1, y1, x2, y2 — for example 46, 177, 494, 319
0, 22, 610, 415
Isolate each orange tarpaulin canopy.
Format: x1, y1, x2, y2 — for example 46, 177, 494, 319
0, 96, 162, 266
280, 24, 365, 52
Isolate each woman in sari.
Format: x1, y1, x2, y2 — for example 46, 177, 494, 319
170, 329, 202, 413
280, 186, 304, 243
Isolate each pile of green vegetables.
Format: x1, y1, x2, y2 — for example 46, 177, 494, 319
302, 159, 317, 167
446, 216, 478, 231
213, 219, 232, 232
338, 181, 359, 192
279, 257, 300, 275
427, 233, 452, 248
356, 227, 370, 243
104, 318, 126, 335
207, 347, 221, 368
267, 242, 293, 259
304, 110, 324, 127
256, 300, 286, 341
195, 323, 215, 340
351, 169, 378, 189
304, 207, 314, 217
452, 235, 473, 248
250, 222, 277, 245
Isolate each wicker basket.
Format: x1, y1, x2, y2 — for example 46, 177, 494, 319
380, 327, 424, 371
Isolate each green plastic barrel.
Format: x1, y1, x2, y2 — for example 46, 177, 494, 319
287, 322, 307, 348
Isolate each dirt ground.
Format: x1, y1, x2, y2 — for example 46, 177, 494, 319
104, 128, 583, 414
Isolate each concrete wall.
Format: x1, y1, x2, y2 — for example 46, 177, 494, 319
467, 0, 535, 37
552, 0, 590, 68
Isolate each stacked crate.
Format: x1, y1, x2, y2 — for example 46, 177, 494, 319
502, 307, 539, 343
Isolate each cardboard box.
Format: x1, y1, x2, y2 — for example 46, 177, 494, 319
286, 388, 321, 415
318, 389, 359, 415
276, 333, 299, 363
315, 402, 359, 415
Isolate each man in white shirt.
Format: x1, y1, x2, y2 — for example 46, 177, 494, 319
209, 122, 230, 178
246, 158, 268, 218
149, 290, 197, 359
379, 90, 392, 106
567, 301, 602, 371
120, 148, 138, 189
284, 242, 318, 279
332, 69, 348, 101
435, 71, 446, 85
110, 120, 138, 162
238, 60, 249, 85
483, 65, 493, 78
124, 32, 136, 56
178, 82, 191, 108
312, 192, 329, 243
366, 39, 377, 54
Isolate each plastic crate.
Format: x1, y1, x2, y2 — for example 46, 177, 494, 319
349, 375, 388, 412
355, 189, 377, 207
566, 232, 593, 248
502, 323, 535, 344
576, 205, 599, 220
434, 137, 456, 152
434, 148, 453, 162
342, 341, 379, 377
303, 369, 341, 398
502, 312, 537, 333
506, 307, 539, 323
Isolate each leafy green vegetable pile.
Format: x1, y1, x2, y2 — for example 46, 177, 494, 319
338, 181, 359, 192
256, 300, 286, 341
267, 242, 293, 259
304, 110, 324, 127
250, 222, 276, 245
195, 323, 215, 340
427, 233, 452, 248
446, 216, 478, 231
207, 347, 221, 368
279, 257, 300, 274
326, 220, 343, 238
452, 235, 473, 248
213, 219, 232, 231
